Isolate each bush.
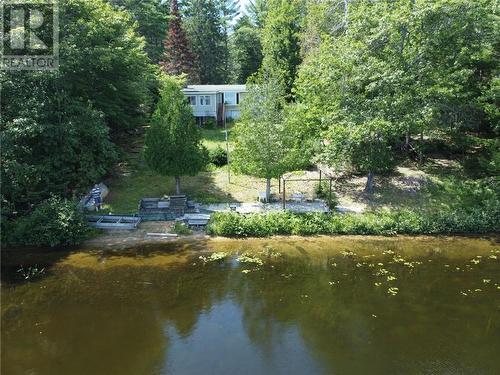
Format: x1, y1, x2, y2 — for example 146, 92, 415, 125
202, 117, 217, 129
209, 146, 228, 167
314, 181, 338, 209
206, 206, 499, 237
6, 197, 91, 247
172, 221, 192, 235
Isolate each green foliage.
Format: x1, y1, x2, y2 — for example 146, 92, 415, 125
260, 0, 301, 97
59, 0, 156, 130
209, 146, 228, 167
463, 138, 500, 178
295, 0, 498, 175
184, 0, 228, 83
315, 181, 338, 209
5, 197, 91, 247
322, 120, 399, 175
230, 15, 262, 83
108, 0, 170, 63
232, 76, 309, 184
202, 117, 217, 130
207, 205, 500, 237
1, 104, 117, 212
144, 75, 208, 190
245, 0, 268, 29
172, 221, 193, 235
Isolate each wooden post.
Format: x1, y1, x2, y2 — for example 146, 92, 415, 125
225, 128, 230, 184
319, 170, 322, 186
282, 179, 286, 210
278, 176, 281, 194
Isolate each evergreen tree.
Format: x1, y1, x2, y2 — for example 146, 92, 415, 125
161, 0, 199, 82
230, 15, 262, 83
184, 0, 227, 84
260, 0, 302, 99
246, 0, 268, 29
144, 76, 208, 194
108, 0, 170, 63
217, 0, 240, 81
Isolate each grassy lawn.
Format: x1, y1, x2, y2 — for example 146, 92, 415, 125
200, 127, 231, 150
102, 130, 496, 215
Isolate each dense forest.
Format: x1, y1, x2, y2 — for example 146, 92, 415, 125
1, 0, 498, 246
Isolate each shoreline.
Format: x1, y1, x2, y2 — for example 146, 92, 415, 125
81, 227, 498, 251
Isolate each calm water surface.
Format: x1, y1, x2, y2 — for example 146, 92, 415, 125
2, 236, 500, 374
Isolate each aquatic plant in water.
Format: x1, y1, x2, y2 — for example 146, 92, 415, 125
387, 287, 399, 296
237, 254, 264, 266
17, 265, 45, 280
199, 252, 228, 263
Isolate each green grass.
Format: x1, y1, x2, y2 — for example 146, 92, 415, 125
103, 129, 499, 216
200, 128, 232, 150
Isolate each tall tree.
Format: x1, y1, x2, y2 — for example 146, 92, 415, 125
108, 0, 170, 63
1, 0, 153, 217
260, 0, 302, 99
161, 0, 199, 82
295, 0, 498, 192
230, 15, 262, 83
183, 0, 227, 83
246, 0, 268, 29
218, 0, 240, 80
2, 0, 155, 245
144, 75, 208, 194
232, 74, 307, 201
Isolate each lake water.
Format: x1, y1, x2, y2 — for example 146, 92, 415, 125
2, 236, 499, 374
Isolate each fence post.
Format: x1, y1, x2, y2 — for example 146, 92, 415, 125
329, 178, 333, 205
282, 180, 286, 210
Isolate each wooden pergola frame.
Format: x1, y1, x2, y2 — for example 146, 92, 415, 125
279, 170, 334, 210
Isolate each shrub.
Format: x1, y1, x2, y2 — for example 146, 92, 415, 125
206, 206, 499, 237
7, 197, 90, 247
203, 117, 217, 129
314, 181, 338, 209
209, 146, 228, 167
172, 221, 192, 235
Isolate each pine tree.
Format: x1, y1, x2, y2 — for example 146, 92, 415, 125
218, 0, 240, 81
184, 0, 227, 84
144, 76, 208, 194
161, 0, 199, 82
230, 15, 262, 83
260, 0, 301, 99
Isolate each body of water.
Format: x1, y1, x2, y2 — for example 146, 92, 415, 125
2, 236, 499, 374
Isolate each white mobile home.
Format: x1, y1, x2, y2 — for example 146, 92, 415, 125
182, 85, 247, 125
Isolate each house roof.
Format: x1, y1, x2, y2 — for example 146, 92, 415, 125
182, 84, 247, 94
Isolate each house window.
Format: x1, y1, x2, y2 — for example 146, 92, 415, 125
187, 96, 196, 105
200, 95, 211, 106
236, 93, 240, 105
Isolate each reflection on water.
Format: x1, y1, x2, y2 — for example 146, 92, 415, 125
2, 236, 500, 374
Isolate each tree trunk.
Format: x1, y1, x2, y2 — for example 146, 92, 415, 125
175, 176, 181, 195
364, 171, 374, 194
266, 178, 271, 202
419, 131, 424, 165
405, 127, 410, 151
